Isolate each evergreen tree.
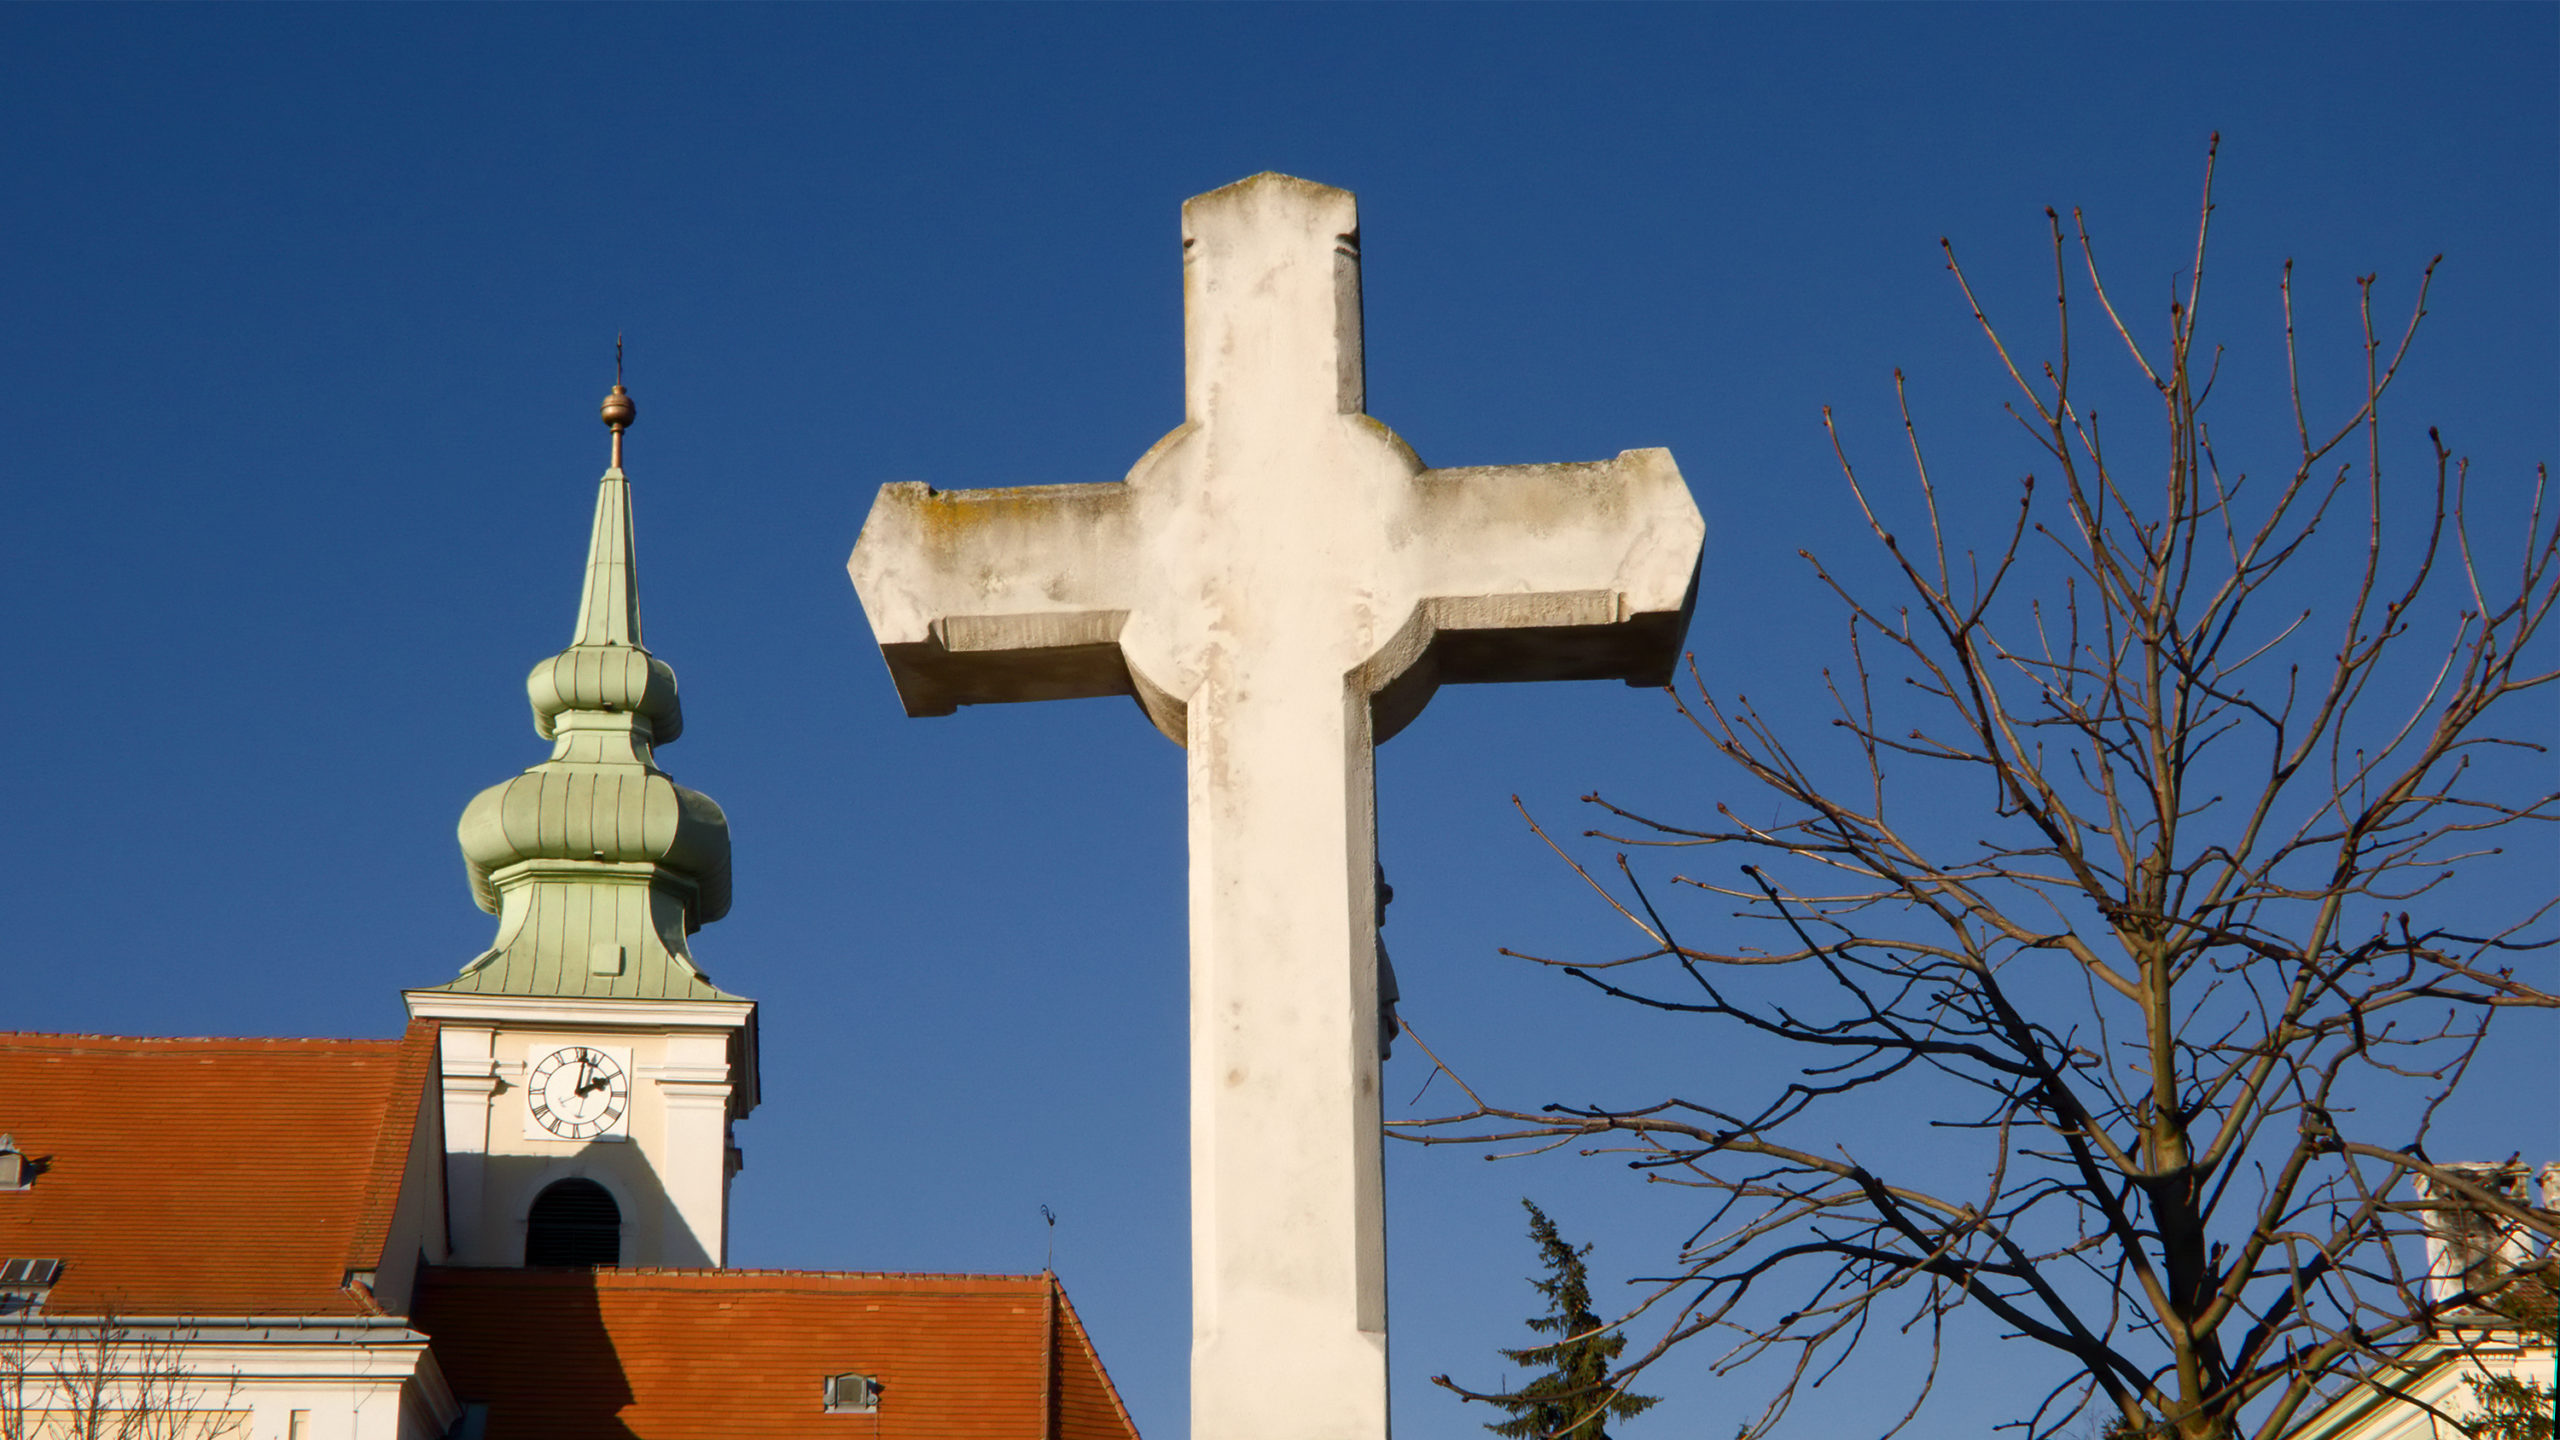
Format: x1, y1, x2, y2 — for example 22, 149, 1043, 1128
2466, 1277, 2558, 1440
1480, 1200, 1659, 1440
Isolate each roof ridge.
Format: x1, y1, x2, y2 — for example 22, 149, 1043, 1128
344, 1018, 441, 1275
1050, 1273, 1144, 1440
422, 1264, 1057, 1284
0, 1032, 407, 1048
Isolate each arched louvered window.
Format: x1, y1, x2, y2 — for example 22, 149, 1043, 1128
525, 1179, 621, 1268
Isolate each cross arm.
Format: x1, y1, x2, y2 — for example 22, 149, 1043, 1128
1367, 447, 1703, 737
848, 480, 1145, 717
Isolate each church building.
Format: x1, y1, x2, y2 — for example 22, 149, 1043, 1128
0, 384, 1140, 1440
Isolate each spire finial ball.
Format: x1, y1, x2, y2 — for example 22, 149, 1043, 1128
600, 383, 637, 432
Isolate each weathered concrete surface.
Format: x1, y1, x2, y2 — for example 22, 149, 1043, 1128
849, 172, 1704, 1440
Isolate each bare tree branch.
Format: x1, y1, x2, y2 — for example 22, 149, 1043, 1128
1397, 147, 2558, 1440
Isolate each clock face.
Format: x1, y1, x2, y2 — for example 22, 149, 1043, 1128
526, 1045, 630, 1141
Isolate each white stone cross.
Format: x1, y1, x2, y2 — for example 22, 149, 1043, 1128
848, 173, 1702, 1440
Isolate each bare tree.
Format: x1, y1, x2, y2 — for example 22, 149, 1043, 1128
0, 1318, 243, 1440
0, 1325, 27, 1440
1398, 138, 2559, 1440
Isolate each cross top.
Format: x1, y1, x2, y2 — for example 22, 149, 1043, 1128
848, 173, 1703, 1440
1181, 173, 1367, 425
854, 173, 1700, 746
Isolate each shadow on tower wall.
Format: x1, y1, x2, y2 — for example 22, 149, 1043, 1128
411, 1137, 721, 1439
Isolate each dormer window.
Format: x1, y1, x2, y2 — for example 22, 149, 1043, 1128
0, 1257, 59, 1316
823, 1373, 880, 1414
0, 1135, 25, 1190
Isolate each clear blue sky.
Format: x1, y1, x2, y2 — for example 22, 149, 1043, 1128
4, 7, 2552, 1438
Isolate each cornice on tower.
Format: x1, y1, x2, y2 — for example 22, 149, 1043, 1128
420, 376, 742, 1004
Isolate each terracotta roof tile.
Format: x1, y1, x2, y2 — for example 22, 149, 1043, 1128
414, 1267, 1142, 1440
1051, 1282, 1140, 1440
346, 1021, 442, 1277
0, 1022, 438, 1317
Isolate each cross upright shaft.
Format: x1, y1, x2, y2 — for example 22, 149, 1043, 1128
849, 173, 1703, 1440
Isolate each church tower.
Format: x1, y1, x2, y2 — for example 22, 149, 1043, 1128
406, 376, 758, 1270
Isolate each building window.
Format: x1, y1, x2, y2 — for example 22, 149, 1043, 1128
526, 1179, 621, 1267
0, 1257, 59, 1315
824, 1373, 881, 1414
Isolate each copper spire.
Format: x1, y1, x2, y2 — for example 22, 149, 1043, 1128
426, 350, 740, 1006
600, 334, 636, 469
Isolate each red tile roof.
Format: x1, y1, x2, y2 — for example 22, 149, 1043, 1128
413, 1267, 1141, 1440
0, 1021, 439, 1316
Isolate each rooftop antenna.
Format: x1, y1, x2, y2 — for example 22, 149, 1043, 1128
600, 333, 636, 470
1040, 1204, 1056, 1273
